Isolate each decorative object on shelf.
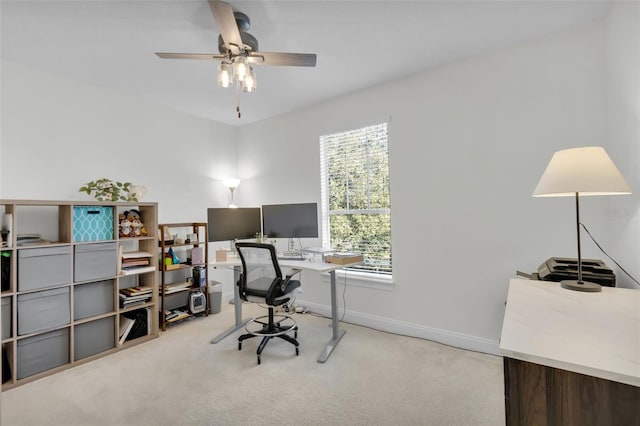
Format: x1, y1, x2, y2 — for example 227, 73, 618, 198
167, 247, 180, 264
118, 210, 147, 238
222, 178, 240, 208
129, 185, 148, 201
533, 146, 631, 293
2, 214, 12, 248
79, 178, 144, 202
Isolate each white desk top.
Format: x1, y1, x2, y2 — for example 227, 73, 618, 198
500, 278, 640, 387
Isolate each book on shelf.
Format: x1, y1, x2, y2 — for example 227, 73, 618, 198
122, 251, 153, 259
121, 265, 156, 275
162, 281, 192, 294
120, 286, 153, 296
165, 309, 190, 323
120, 298, 150, 309
119, 317, 135, 344
122, 258, 150, 267
120, 293, 151, 302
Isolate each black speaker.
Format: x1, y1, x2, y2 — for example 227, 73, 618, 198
1, 251, 10, 291
2, 346, 11, 383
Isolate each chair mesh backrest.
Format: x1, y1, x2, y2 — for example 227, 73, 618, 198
236, 244, 282, 295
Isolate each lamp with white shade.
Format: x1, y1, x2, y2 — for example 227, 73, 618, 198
222, 178, 241, 208
533, 146, 631, 292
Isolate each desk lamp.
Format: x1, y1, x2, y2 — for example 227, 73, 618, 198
222, 178, 240, 208
533, 146, 631, 292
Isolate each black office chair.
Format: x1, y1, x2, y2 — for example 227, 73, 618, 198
235, 242, 302, 364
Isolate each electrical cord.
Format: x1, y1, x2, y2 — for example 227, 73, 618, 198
581, 223, 640, 287
302, 271, 348, 324
341, 269, 347, 322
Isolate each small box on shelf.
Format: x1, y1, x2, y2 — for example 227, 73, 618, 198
72, 206, 114, 242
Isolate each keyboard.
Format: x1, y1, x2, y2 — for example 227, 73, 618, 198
278, 255, 304, 261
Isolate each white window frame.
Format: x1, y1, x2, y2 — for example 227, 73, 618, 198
320, 122, 393, 288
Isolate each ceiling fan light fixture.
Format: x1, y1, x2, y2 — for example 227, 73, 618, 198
232, 56, 249, 82
242, 67, 257, 92
217, 62, 233, 88
156, 1, 317, 119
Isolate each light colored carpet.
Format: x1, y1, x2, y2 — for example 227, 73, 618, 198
1, 303, 505, 426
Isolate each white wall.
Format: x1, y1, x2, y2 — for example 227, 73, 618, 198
604, 2, 640, 289
2, 6, 637, 354
0, 61, 238, 222
237, 22, 613, 353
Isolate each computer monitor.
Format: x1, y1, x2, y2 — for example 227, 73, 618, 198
207, 207, 262, 242
261, 203, 319, 238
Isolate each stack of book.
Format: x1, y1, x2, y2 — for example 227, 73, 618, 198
119, 286, 152, 308
121, 251, 155, 275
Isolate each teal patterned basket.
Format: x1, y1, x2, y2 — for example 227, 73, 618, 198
73, 206, 114, 242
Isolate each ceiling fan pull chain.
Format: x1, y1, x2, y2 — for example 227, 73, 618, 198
236, 83, 241, 118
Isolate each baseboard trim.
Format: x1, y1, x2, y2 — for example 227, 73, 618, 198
299, 300, 501, 356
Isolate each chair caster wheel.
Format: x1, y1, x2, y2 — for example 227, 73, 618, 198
295, 347, 299, 356
257, 355, 261, 365
238, 342, 242, 351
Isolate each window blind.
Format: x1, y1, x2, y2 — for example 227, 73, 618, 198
320, 123, 392, 274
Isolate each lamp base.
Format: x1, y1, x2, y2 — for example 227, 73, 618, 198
560, 280, 602, 293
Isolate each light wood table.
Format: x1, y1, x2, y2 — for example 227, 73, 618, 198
499, 278, 640, 425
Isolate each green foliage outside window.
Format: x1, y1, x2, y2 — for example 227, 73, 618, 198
321, 123, 392, 274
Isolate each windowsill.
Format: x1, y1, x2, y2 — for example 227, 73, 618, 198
321, 269, 394, 291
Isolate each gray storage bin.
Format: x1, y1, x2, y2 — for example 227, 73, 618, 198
18, 246, 71, 291
2, 297, 11, 339
74, 316, 115, 360
17, 328, 69, 379
18, 287, 70, 335
74, 280, 114, 320
74, 242, 117, 282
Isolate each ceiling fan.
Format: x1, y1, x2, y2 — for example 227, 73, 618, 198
155, 0, 317, 118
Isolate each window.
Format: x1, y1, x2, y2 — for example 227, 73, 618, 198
320, 122, 392, 275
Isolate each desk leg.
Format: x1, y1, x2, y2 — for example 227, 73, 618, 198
317, 269, 346, 363
211, 266, 250, 344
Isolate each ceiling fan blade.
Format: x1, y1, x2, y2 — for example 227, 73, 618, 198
209, 0, 243, 54
248, 52, 317, 67
155, 52, 227, 60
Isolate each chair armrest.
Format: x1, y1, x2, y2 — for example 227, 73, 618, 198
283, 268, 302, 291
284, 268, 302, 282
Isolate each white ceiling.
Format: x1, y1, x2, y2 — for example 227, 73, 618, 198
1, 0, 611, 126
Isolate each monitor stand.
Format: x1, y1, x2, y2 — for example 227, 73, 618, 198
282, 237, 301, 258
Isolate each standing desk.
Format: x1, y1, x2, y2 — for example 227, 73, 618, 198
209, 256, 360, 363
